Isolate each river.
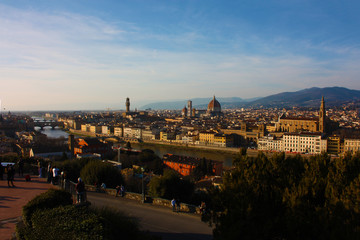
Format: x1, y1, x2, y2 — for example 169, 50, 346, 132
33, 117, 69, 139
32, 117, 235, 167
132, 143, 237, 167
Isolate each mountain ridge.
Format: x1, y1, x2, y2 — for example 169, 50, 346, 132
140, 87, 360, 110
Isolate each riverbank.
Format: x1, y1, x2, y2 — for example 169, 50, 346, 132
137, 141, 241, 155
67, 129, 249, 167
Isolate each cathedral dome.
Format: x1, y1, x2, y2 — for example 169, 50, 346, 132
207, 96, 221, 113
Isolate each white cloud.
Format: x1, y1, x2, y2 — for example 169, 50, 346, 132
0, 4, 359, 110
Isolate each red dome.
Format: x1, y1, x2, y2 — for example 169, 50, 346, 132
208, 96, 221, 112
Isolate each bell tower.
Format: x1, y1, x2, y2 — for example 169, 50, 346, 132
319, 96, 325, 133
126, 97, 130, 113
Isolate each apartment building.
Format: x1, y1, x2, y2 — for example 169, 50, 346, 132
283, 133, 323, 154
344, 138, 360, 154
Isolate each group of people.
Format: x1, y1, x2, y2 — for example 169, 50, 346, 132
45, 163, 66, 186
0, 159, 28, 187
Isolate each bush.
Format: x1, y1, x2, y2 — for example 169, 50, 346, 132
22, 189, 73, 227
18, 205, 105, 240
17, 191, 161, 240
80, 160, 123, 188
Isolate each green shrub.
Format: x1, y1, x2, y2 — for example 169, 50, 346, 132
19, 205, 104, 240
17, 189, 160, 240
80, 161, 123, 188
22, 189, 73, 227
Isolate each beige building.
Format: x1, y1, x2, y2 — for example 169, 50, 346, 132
199, 131, 216, 144
283, 132, 323, 154
214, 133, 234, 147
344, 138, 360, 154
258, 135, 283, 152
114, 127, 123, 137
160, 131, 176, 141
81, 124, 91, 132
90, 125, 102, 134
199, 131, 233, 147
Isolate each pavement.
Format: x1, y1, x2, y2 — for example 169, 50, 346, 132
0, 174, 213, 240
0, 175, 53, 240
88, 192, 213, 240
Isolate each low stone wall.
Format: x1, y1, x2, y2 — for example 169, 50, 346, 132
85, 185, 200, 214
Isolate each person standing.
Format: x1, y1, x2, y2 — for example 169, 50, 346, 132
7, 165, 15, 187
52, 166, 59, 185
47, 163, 52, 183
37, 160, 42, 177
75, 177, 85, 203
120, 185, 125, 197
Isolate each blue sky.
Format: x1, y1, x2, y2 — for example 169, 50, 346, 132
0, 0, 359, 111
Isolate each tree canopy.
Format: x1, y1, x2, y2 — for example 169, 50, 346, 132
203, 152, 360, 240
148, 169, 194, 202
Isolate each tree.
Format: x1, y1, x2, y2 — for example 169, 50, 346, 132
203, 152, 360, 240
190, 158, 214, 181
80, 160, 123, 188
148, 169, 194, 203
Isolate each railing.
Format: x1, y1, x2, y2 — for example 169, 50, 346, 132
60, 179, 87, 204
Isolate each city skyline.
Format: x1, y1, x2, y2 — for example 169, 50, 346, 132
1, 0, 360, 111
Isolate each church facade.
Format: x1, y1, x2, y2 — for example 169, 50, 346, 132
276, 97, 326, 133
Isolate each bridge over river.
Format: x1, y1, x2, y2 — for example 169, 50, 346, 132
32, 119, 64, 130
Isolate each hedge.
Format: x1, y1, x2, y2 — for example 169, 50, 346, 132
17, 189, 160, 240
22, 188, 73, 227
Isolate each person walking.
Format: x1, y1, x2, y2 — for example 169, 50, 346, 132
120, 185, 125, 197
7, 165, 15, 187
171, 198, 176, 212
75, 177, 85, 203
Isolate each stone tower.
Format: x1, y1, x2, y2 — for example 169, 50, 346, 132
319, 96, 326, 133
187, 100, 192, 118
126, 97, 130, 113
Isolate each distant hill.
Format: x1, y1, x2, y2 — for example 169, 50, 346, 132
140, 87, 360, 110
140, 97, 246, 110
246, 87, 360, 108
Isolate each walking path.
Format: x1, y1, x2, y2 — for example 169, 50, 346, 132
0, 175, 52, 240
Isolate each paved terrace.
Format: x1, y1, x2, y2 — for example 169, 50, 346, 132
0, 175, 213, 240
0, 175, 52, 240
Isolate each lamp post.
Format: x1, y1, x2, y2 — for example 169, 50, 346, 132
141, 167, 145, 203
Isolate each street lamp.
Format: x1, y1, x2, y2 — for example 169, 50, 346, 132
141, 167, 145, 203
